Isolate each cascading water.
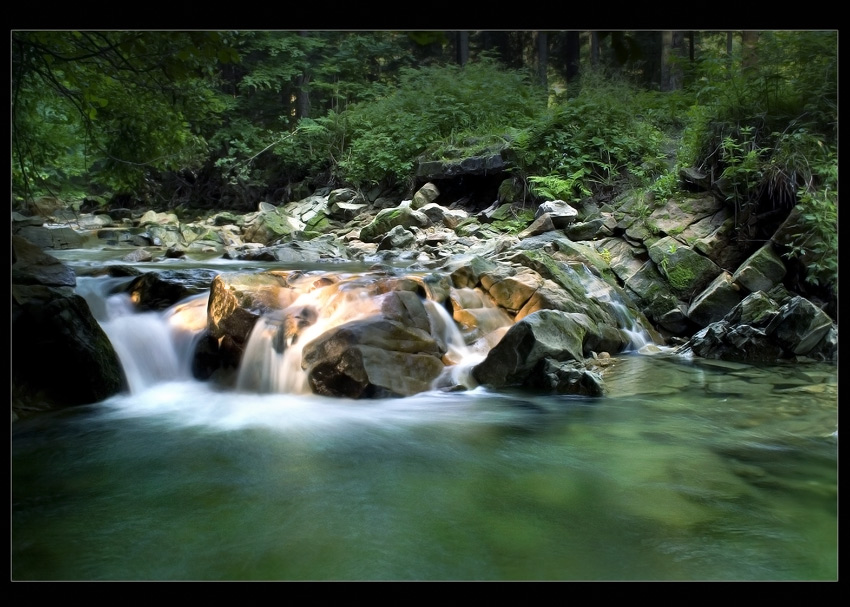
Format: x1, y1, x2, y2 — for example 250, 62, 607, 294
569, 263, 654, 351
235, 272, 492, 394
77, 262, 658, 398
236, 272, 386, 394
423, 298, 486, 390
76, 276, 209, 393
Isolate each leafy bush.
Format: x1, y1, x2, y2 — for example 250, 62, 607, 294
676, 31, 837, 293
12, 31, 236, 200
679, 31, 836, 188
335, 59, 545, 187
527, 173, 590, 202
514, 71, 666, 202
12, 80, 91, 203
781, 141, 837, 291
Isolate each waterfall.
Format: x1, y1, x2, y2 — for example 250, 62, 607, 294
423, 298, 485, 390
163, 294, 211, 377
75, 263, 656, 399
76, 277, 209, 393
571, 264, 654, 351
235, 273, 498, 395
236, 273, 384, 394
237, 314, 311, 395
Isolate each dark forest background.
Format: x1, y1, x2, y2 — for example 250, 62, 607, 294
11, 30, 837, 293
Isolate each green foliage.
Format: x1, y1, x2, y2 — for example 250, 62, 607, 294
631, 88, 693, 131
337, 59, 545, 186
222, 32, 323, 132
528, 173, 590, 203
12, 30, 236, 199
94, 76, 222, 192
238, 34, 309, 95
309, 32, 419, 113
718, 125, 764, 209
678, 31, 836, 204
203, 32, 320, 191
631, 199, 653, 220
273, 113, 349, 183
11, 73, 90, 201
491, 208, 536, 235
210, 118, 281, 187
781, 142, 837, 290
647, 171, 679, 200
672, 30, 837, 295
787, 189, 837, 291
514, 71, 665, 202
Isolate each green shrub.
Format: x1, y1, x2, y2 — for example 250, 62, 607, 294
336, 59, 545, 187
782, 142, 837, 291
675, 31, 836, 295
527, 173, 590, 203
515, 71, 665, 202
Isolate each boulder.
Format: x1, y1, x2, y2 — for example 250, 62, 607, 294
535, 199, 578, 228
677, 289, 837, 362
411, 182, 440, 210
12, 240, 127, 414
686, 272, 745, 328
302, 318, 445, 398
648, 237, 723, 298
14, 225, 86, 250
472, 310, 591, 388
732, 243, 787, 294
12, 235, 77, 287
359, 202, 431, 243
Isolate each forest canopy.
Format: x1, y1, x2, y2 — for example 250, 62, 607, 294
11, 30, 837, 291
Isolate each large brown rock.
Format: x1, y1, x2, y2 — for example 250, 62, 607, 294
302, 318, 445, 398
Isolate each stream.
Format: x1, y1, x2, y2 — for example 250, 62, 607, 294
12, 250, 838, 581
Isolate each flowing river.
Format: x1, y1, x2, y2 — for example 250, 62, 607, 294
12, 251, 838, 581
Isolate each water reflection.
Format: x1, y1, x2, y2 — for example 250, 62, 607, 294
12, 354, 836, 581
12, 254, 837, 581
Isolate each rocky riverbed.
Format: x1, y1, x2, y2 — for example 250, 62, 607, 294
11, 177, 838, 416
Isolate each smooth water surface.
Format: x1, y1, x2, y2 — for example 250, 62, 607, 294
13, 250, 838, 580
12, 354, 837, 581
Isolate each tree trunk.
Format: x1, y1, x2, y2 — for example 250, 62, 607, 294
590, 31, 599, 68
536, 31, 548, 89
565, 31, 580, 83
742, 30, 760, 71
296, 75, 310, 120
672, 30, 685, 88
661, 30, 685, 91
296, 31, 311, 120
726, 31, 734, 78
661, 31, 672, 89
457, 31, 469, 66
